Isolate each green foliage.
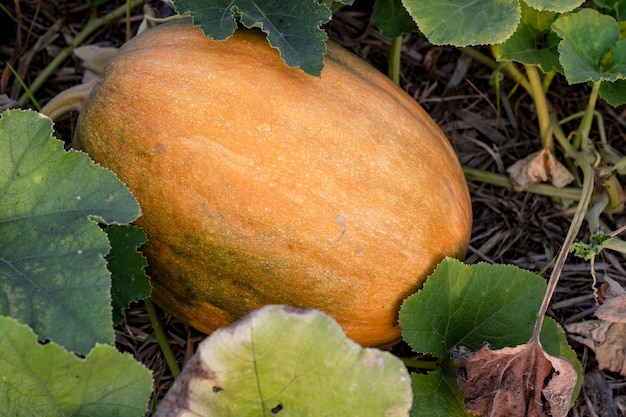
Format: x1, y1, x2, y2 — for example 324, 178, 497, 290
173, 0, 353, 76
525, 0, 584, 13
105, 225, 151, 325
399, 258, 582, 416
0, 316, 153, 417
495, 2, 562, 73
0, 109, 140, 353
156, 305, 413, 416
372, 0, 418, 38
552, 8, 626, 84
594, 0, 626, 20
400, 0, 521, 46
570, 233, 612, 260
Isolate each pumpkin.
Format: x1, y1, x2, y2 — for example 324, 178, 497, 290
74, 19, 472, 347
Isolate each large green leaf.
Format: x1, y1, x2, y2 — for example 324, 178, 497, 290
552, 8, 626, 83
496, 2, 562, 73
155, 305, 412, 416
399, 258, 582, 416
173, 0, 353, 76
400, 259, 546, 355
401, 0, 521, 46
0, 109, 140, 353
0, 315, 153, 417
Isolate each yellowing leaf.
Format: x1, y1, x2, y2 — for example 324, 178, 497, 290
0, 316, 153, 417
567, 320, 626, 377
596, 276, 626, 322
155, 305, 412, 416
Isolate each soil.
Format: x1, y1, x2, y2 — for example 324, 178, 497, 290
2, 1, 625, 416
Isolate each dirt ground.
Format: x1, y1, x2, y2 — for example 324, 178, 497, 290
2, 1, 626, 416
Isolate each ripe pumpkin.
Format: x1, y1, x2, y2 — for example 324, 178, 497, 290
74, 19, 472, 347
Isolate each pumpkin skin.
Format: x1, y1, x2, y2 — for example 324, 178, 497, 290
74, 19, 472, 347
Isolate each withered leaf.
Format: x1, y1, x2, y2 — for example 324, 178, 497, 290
567, 320, 626, 377
507, 149, 575, 191
452, 340, 577, 417
596, 276, 626, 323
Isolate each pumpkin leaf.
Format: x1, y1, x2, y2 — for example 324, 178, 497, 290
593, 0, 626, 21
0, 109, 140, 354
401, 0, 521, 46
173, 0, 354, 76
399, 258, 582, 415
525, 0, 583, 13
0, 315, 153, 417
105, 225, 150, 325
400, 259, 547, 356
552, 8, 626, 84
409, 363, 469, 417
599, 79, 626, 106
372, 0, 419, 38
155, 305, 413, 417
495, 2, 562, 74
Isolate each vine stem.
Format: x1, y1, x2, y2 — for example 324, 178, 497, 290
462, 166, 584, 201
460, 47, 531, 94
18, 0, 146, 106
388, 35, 402, 86
576, 81, 601, 153
145, 298, 181, 378
526, 65, 553, 150
531, 154, 594, 343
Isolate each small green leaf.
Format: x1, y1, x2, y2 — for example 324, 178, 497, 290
372, 0, 419, 38
525, 0, 583, 13
599, 78, 626, 105
552, 8, 626, 83
173, 0, 334, 76
105, 225, 150, 325
155, 305, 412, 416
409, 363, 468, 417
570, 233, 612, 260
496, 3, 562, 73
0, 316, 153, 417
401, 0, 521, 46
0, 109, 140, 353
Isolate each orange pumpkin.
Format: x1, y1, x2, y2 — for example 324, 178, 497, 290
74, 19, 472, 347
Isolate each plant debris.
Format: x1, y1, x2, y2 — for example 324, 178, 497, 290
452, 341, 577, 417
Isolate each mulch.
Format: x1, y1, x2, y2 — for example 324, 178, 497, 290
2, 1, 625, 415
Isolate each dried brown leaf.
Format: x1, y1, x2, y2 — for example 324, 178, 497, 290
452, 341, 577, 417
507, 149, 575, 191
567, 320, 626, 377
73, 45, 118, 82
596, 276, 626, 322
